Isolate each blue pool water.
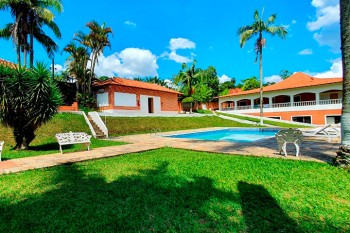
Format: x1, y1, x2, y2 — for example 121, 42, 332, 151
166, 128, 279, 142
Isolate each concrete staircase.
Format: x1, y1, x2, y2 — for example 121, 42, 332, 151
87, 115, 106, 139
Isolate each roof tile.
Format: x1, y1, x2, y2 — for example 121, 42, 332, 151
221, 72, 342, 97
93, 77, 182, 94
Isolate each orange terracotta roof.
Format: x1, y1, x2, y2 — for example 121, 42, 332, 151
220, 72, 342, 98
228, 88, 243, 94
93, 77, 182, 94
0, 59, 16, 69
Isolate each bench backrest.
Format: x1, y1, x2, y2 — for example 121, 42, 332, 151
55, 132, 91, 143
276, 128, 303, 143
0, 141, 3, 153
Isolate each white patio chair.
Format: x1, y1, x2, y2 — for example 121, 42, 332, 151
275, 128, 303, 157
301, 124, 340, 141
0, 141, 4, 161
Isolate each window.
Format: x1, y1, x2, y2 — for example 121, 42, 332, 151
293, 95, 301, 102
292, 116, 311, 124
326, 116, 341, 124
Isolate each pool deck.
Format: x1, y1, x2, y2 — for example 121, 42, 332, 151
0, 127, 340, 175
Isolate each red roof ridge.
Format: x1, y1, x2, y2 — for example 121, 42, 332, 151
93, 77, 182, 94
0, 59, 17, 69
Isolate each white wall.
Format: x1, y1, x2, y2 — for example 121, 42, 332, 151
140, 95, 161, 113
96, 93, 109, 107
114, 92, 137, 107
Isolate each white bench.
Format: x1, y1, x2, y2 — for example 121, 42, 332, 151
275, 128, 303, 157
0, 141, 4, 161
55, 132, 92, 154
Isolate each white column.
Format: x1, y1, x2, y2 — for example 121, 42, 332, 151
268, 97, 272, 108
251, 99, 254, 109
234, 100, 237, 110
315, 92, 320, 105
290, 95, 294, 107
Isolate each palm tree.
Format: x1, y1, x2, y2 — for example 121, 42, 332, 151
63, 42, 90, 95
174, 60, 200, 97
238, 9, 287, 125
335, 0, 350, 167
0, 0, 62, 66
84, 21, 112, 94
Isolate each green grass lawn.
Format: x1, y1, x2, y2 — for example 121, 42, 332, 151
105, 115, 252, 136
0, 113, 125, 160
0, 148, 348, 232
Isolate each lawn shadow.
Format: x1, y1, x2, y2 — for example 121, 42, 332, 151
29, 142, 63, 151
238, 181, 301, 232
0, 162, 242, 232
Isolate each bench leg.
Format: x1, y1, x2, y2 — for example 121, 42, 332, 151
59, 145, 63, 154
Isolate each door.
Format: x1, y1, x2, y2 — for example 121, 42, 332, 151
148, 98, 154, 113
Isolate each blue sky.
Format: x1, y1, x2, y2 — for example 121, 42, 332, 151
0, 0, 342, 84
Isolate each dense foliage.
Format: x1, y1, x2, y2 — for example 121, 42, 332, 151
0, 63, 62, 149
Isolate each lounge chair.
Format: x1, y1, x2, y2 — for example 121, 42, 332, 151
0, 141, 4, 161
301, 124, 340, 141
275, 128, 303, 157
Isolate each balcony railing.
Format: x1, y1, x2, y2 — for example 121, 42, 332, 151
222, 98, 342, 111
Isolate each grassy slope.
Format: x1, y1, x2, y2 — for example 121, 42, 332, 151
218, 112, 309, 128
0, 148, 349, 232
105, 116, 252, 136
0, 113, 125, 160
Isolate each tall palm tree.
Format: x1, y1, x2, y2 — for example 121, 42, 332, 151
0, 0, 62, 66
238, 9, 287, 125
63, 42, 90, 95
174, 60, 200, 97
335, 0, 350, 167
84, 21, 112, 94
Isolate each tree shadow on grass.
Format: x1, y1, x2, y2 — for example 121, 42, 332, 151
0, 162, 243, 232
29, 142, 63, 151
238, 181, 301, 233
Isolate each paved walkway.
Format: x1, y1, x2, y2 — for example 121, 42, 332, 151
0, 128, 340, 175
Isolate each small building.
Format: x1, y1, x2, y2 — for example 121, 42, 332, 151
218, 72, 342, 125
93, 77, 182, 114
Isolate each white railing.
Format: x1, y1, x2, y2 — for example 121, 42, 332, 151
81, 112, 97, 139
293, 100, 316, 107
222, 98, 341, 111
319, 98, 342, 105
271, 102, 291, 108
88, 111, 108, 138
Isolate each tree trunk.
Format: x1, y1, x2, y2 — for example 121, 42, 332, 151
259, 36, 264, 125
335, 0, 350, 168
17, 45, 21, 66
30, 34, 34, 68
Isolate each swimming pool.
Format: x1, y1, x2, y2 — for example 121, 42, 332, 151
165, 128, 279, 142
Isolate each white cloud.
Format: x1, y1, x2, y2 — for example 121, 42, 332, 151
124, 20, 136, 27
298, 49, 313, 55
307, 0, 340, 52
169, 38, 196, 51
164, 79, 177, 89
313, 59, 343, 78
164, 38, 196, 63
94, 48, 158, 78
264, 75, 282, 83
292, 20, 297, 24
51, 64, 65, 73
168, 51, 191, 63
219, 74, 231, 84
307, 4, 339, 31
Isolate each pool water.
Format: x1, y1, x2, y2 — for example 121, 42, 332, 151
166, 128, 279, 142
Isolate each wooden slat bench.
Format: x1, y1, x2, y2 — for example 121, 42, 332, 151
55, 132, 92, 154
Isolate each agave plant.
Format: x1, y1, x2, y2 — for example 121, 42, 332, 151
0, 62, 62, 149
